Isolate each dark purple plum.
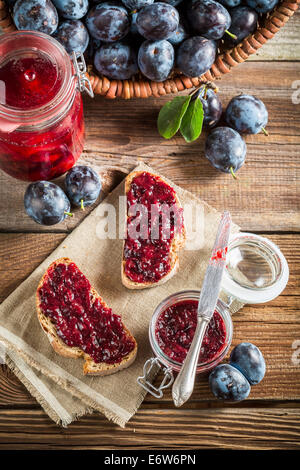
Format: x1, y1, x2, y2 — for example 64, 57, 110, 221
225, 6, 258, 46
13, 0, 59, 35
245, 0, 278, 13
209, 364, 251, 401
87, 38, 102, 59
138, 39, 174, 81
230, 343, 266, 385
86, 2, 130, 42
130, 11, 139, 35
136, 3, 179, 40
161, 0, 183, 5
65, 166, 102, 208
225, 94, 268, 134
176, 36, 216, 78
219, 0, 241, 7
24, 181, 71, 225
168, 21, 189, 46
94, 42, 138, 79
121, 0, 154, 10
193, 87, 222, 128
54, 20, 89, 56
52, 0, 88, 19
186, 0, 232, 40
205, 126, 246, 173
127, 12, 145, 46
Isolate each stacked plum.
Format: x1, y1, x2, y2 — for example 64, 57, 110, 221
10, 0, 279, 82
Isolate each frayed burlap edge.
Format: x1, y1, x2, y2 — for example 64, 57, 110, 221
0, 334, 157, 428
5, 354, 94, 427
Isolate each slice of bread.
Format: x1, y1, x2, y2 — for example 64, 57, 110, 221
122, 170, 186, 290
36, 258, 137, 376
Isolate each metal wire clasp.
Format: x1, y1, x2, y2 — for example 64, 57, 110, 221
71, 52, 94, 98
137, 357, 174, 399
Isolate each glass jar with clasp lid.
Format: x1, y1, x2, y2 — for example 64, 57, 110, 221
0, 30, 93, 181
137, 232, 289, 398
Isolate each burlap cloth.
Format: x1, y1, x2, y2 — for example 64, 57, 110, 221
0, 163, 243, 427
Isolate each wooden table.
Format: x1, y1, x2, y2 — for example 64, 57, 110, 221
0, 12, 299, 451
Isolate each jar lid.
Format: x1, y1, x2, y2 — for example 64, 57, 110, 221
222, 232, 289, 304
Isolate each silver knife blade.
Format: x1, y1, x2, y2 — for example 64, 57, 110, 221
171, 210, 231, 407
197, 210, 231, 320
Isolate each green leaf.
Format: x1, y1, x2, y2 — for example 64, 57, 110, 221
157, 95, 191, 139
180, 98, 204, 143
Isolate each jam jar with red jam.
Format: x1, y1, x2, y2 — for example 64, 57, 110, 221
0, 31, 91, 181
137, 290, 233, 398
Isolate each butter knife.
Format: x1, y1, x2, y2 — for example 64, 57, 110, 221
172, 210, 231, 407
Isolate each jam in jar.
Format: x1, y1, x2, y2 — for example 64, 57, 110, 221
0, 31, 86, 181
155, 299, 227, 365
137, 290, 233, 398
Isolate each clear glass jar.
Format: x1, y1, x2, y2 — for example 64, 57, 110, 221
0, 31, 92, 181
138, 232, 289, 399
222, 232, 289, 304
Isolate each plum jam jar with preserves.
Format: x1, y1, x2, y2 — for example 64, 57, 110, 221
137, 290, 233, 398
0, 31, 93, 181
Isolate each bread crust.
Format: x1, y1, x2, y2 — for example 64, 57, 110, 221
36, 258, 137, 376
122, 171, 186, 290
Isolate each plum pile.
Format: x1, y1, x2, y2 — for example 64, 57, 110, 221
24, 166, 102, 225
10, 0, 279, 82
204, 92, 268, 175
158, 84, 268, 176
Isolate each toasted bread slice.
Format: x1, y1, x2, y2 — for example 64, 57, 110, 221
36, 258, 137, 376
122, 170, 186, 290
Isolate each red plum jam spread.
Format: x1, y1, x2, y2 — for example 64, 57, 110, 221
38, 262, 135, 364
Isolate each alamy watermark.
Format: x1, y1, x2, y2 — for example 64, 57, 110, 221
0, 342, 6, 365
291, 80, 300, 105
94, 197, 205, 251
291, 340, 300, 366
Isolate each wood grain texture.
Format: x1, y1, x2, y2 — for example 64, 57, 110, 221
248, 10, 300, 61
0, 62, 299, 232
0, 408, 298, 450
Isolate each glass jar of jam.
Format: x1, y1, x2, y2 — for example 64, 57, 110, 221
0, 31, 93, 181
138, 291, 233, 398
138, 232, 289, 399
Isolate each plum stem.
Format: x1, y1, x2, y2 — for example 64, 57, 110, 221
64, 211, 73, 218
189, 82, 219, 100
80, 199, 85, 211
261, 127, 269, 136
225, 30, 237, 40
230, 167, 238, 180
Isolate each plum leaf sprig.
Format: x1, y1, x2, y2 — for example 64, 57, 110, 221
157, 84, 217, 143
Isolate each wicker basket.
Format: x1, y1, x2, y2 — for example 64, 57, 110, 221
0, 0, 299, 98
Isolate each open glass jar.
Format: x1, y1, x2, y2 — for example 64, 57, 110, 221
138, 232, 289, 398
0, 31, 93, 181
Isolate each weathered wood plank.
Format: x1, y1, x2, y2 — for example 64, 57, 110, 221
248, 10, 300, 61
0, 408, 298, 450
0, 62, 299, 232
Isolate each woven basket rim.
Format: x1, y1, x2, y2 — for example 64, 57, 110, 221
0, 0, 299, 98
